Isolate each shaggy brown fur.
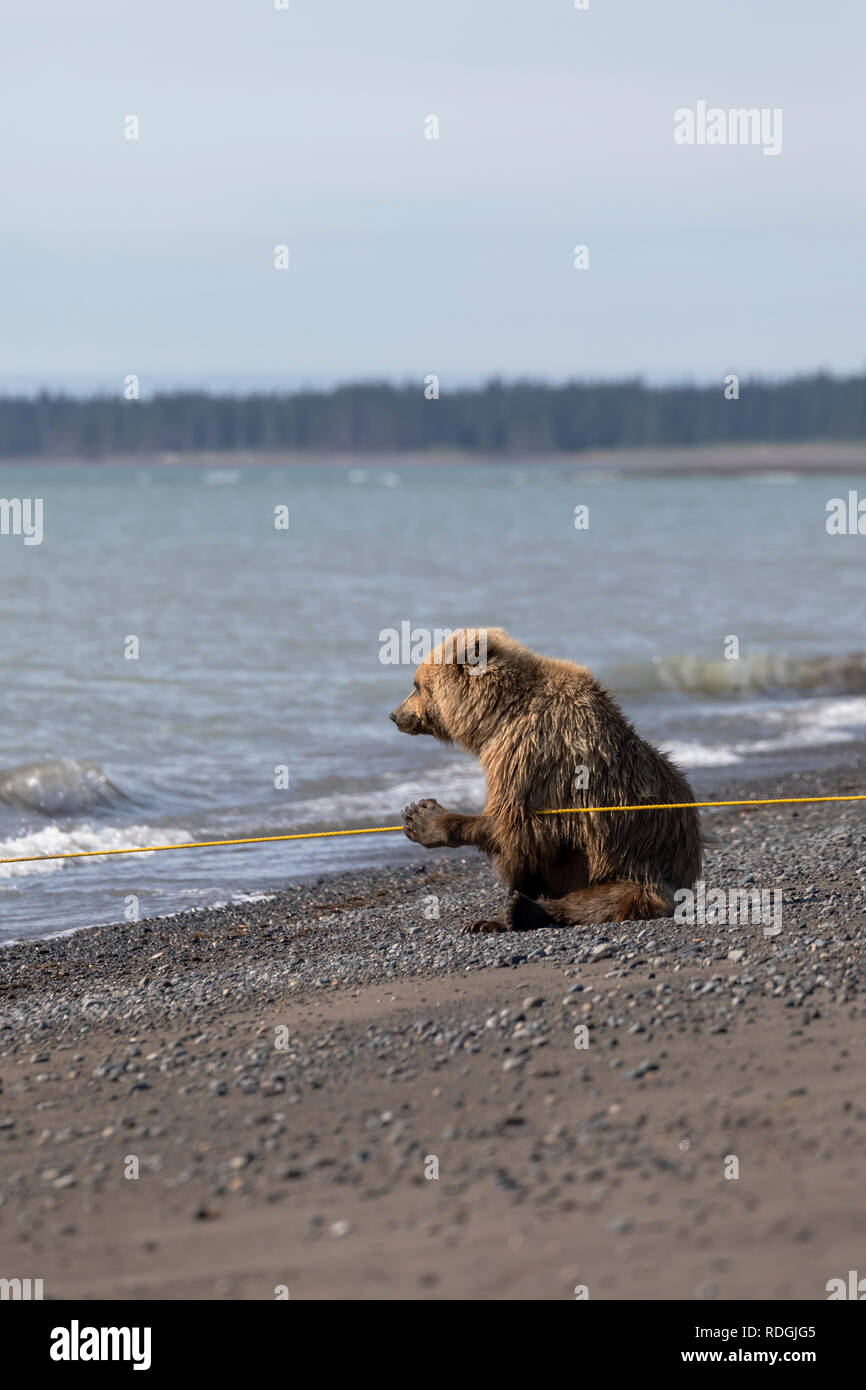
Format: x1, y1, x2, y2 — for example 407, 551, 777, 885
390, 628, 702, 933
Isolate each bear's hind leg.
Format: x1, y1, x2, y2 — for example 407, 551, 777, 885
508, 881, 674, 930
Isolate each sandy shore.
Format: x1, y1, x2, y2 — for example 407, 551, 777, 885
8, 441, 866, 474
2, 761, 866, 1300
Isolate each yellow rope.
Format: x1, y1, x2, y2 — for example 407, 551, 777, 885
541, 794, 866, 814
0, 793, 863, 865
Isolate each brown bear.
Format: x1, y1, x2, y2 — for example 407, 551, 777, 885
390, 627, 702, 932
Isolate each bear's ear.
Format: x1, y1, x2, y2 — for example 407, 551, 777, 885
477, 626, 509, 654
452, 626, 514, 675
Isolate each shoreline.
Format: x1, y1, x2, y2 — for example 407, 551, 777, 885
3, 742, 865, 954
3, 759, 865, 1018
1, 758, 865, 1298
2, 441, 866, 474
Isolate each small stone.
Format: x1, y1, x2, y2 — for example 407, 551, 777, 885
624, 1060, 659, 1080
608, 1217, 632, 1235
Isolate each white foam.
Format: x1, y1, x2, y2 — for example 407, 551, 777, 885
805, 696, 866, 727
0, 824, 194, 880
666, 698, 866, 768
663, 741, 743, 768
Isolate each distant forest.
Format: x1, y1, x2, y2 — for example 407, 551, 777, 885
1, 375, 865, 458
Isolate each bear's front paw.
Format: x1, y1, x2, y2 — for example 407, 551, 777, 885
402, 799, 449, 848
461, 918, 510, 934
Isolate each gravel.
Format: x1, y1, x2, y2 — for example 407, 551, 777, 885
1, 760, 865, 1071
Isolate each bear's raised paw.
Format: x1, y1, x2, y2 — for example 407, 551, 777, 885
402, 799, 450, 848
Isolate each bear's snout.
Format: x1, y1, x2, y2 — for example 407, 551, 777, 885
390, 699, 426, 735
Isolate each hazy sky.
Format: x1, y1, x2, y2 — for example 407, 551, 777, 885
3, 0, 863, 392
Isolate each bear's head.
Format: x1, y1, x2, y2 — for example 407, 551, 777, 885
389, 627, 537, 752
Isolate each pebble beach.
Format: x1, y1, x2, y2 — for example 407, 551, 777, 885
1, 759, 865, 1299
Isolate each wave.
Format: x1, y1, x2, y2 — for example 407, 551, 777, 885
272, 765, 486, 829
0, 823, 193, 880
664, 697, 866, 769
0, 759, 128, 816
662, 740, 743, 768
609, 651, 866, 700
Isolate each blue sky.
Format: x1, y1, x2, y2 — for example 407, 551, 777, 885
2, 0, 863, 392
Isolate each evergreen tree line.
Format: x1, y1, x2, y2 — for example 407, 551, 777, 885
0, 374, 864, 458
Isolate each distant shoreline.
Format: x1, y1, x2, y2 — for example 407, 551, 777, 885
3, 442, 866, 474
